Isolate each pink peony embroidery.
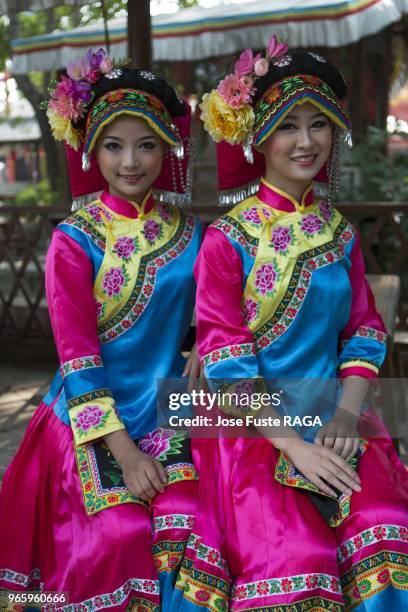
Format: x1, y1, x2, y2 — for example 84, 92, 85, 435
88, 205, 112, 224
102, 267, 126, 297
243, 298, 259, 324
158, 203, 172, 222
75, 405, 105, 432
241, 207, 262, 224
255, 262, 279, 296
113, 236, 138, 261
270, 226, 292, 252
217, 73, 254, 109
139, 428, 176, 459
94, 300, 104, 319
143, 219, 162, 244
319, 200, 332, 223
300, 214, 323, 236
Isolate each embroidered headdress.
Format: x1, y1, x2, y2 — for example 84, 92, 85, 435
44, 49, 193, 209
200, 35, 352, 205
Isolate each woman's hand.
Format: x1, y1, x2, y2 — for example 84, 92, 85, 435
315, 419, 360, 460
183, 343, 201, 392
282, 438, 361, 497
121, 446, 168, 502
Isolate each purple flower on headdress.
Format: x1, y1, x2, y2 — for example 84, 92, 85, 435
87, 48, 106, 70
67, 56, 90, 81
254, 262, 279, 296
270, 226, 292, 252
143, 219, 162, 244
300, 214, 323, 236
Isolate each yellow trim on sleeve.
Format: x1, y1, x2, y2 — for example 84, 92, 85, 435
339, 360, 379, 374
70, 395, 125, 446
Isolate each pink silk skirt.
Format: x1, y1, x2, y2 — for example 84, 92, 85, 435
174, 419, 408, 611
0, 401, 197, 611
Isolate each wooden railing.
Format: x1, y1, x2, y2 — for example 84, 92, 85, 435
0, 206, 65, 344
0, 201, 407, 347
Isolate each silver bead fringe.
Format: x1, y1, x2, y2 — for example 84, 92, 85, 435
219, 179, 260, 207
71, 190, 103, 211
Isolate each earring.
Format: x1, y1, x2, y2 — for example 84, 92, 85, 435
328, 128, 341, 205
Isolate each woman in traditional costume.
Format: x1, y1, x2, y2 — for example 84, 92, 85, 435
0, 49, 202, 610
174, 37, 408, 611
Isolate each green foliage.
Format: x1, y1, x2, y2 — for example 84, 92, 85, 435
14, 179, 58, 206
339, 126, 408, 202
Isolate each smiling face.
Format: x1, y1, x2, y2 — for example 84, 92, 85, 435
258, 102, 333, 201
95, 114, 165, 202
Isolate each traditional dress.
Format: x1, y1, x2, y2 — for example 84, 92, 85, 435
174, 179, 408, 611
0, 189, 202, 610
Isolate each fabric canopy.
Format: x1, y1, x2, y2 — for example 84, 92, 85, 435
10, 0, 408, 73
0, 0, 89, 14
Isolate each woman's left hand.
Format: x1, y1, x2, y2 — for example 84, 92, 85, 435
315, 417, 360, 461
183, 344, 201, 392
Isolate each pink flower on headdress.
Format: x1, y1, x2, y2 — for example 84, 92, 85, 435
87, 48, 106, 70
234, 48, 262, 76
254, 58, 269, 77
87, 69, 101, 84
49, 76, 91, 121
217, 73, 254, 109
267, 35, 289, 59
67, 56, 90, 81
100, 57, 113, 74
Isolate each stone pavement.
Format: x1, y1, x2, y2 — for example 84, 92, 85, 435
0, 360, 55, 479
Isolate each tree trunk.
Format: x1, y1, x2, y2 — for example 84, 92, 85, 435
128, 0, 152, 69
13, 74, 60, 193
9, 10, 62, 194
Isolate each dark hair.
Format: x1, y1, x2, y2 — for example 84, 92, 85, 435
253, 50, 348, 104
92, 67, 186, 116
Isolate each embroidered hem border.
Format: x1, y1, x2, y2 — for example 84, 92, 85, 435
341, 550, 408, 609
274, 441, 368, 528
75, 440, 198, 515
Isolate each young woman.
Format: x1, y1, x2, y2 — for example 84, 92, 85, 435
174, 38, 408, 610
0, 50, 202, 610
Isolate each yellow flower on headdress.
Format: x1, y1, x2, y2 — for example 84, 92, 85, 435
47, 108, 82, 150
200, 90, 254, 145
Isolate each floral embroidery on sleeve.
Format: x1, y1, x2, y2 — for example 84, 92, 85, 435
73, 405, 109, 436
